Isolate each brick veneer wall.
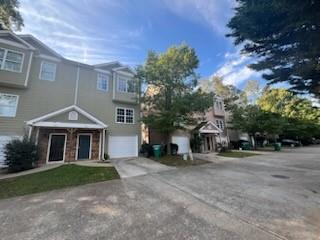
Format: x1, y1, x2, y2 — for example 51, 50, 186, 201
37, 128, 101, 166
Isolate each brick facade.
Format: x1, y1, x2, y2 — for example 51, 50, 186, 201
36, 128, 101, 166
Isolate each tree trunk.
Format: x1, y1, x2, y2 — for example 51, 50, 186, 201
166, 133, 171, 155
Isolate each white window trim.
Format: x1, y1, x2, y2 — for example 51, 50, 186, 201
46, 133, 67, 164
96, 73, 109, 92
75, 133, 93, 160
0, 93, 19, 118
0, 47, 24, 73
117, 76, 135, 94
115, 107, 135, 124
39, 60, 57, 81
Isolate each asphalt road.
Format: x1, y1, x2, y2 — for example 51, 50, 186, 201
0, 146, 319, 239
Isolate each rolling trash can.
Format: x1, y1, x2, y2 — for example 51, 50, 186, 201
153, 145, 161, 159
274, 142, 281, 151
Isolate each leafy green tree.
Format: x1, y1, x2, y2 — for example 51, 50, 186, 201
227, 0, 320, 97
140, 44, 213, 154
258, 88, 320, 140
229, 105, 286, 148
0, 0, 24, 31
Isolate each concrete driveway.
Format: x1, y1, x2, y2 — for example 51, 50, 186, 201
110, 157, 175, 178
0, 147, 319, 239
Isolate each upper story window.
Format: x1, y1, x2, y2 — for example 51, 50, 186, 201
216, 119, 224, 130
0, 48, 24, 72
116, 107, 134, 124
117, 77, 135, 93
40, 61, 57, 81
215, 101, 223, 110
0, 93, 19, 117
97, 73, 109, 92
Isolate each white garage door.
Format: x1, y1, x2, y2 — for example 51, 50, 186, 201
0, 136, 19, 167
108, 135, 138, 158
172, 136, 190, 154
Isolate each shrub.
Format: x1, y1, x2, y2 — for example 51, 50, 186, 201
4, 137, 38, 173
104, 153, 109, 160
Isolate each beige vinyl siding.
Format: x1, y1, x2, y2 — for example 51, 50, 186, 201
0, 58, 77, 135
0, 42, 32, 88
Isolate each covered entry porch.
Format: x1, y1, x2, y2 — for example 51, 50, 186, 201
26, 105, 107, 165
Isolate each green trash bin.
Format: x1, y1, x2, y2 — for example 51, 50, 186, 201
153, 145, 161, 159
241, 142, 252, 150
274, 142, 281, 151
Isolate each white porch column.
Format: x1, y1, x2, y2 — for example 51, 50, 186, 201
102, 129, 106, 160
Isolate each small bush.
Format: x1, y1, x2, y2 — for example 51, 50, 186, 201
4, 137, 38, 173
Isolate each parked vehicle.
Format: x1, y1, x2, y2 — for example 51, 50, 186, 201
281, 139, 301, 147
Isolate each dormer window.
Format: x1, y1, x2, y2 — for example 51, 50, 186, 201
40, 61, 56, 81
0, 48, 24, 72
117, 76, 135, 93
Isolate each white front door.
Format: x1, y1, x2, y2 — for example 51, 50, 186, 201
108, 135, 138, 158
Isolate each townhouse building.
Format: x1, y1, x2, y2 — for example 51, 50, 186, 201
0, 31, 140, 166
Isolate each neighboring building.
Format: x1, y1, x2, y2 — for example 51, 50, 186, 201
0, 31, 140, 167
142, 84, 229, 153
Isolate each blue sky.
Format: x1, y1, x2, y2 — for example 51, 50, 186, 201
19, 0, 264, 89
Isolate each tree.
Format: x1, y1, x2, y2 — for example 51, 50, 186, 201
0, 0, 24, 31
258, 88, 320, 140
227, 0, 320, 97
229, 104, 285, 148
201, 76, 247, 109
140, 44, 213, 154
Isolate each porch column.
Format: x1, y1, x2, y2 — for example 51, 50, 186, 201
102, 129, 106, 160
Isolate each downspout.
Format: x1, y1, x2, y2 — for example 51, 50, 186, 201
74, 64, 80, 105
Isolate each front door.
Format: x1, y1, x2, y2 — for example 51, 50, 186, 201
78, 135, 91, 160
48, 134, 66, 162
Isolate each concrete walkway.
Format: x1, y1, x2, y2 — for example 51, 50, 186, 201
110, 157, 175, 178
0, 164, 62, 180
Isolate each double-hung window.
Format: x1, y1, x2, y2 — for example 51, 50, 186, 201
116, 107, 134, 124
0, 48, 24, 72
97, 73, 109, 91
0, 93, 19, 117
117, 77, 135, 93
216, 120, 224, 130
40, 61, 57, 81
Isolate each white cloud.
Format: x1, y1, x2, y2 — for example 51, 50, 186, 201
19, 0, 143, 65
162, 0, 236, 34
213, 48, 262, 86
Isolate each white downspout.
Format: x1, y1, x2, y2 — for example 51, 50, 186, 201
74, 64, 80, 105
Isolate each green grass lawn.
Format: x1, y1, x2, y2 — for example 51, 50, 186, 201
0, 165, 120, 200
218, 151, 260, 158
152, 155, 209, 167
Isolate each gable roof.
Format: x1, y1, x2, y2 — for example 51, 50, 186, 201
27, 105, 107, 129
95, 61, 136, 75
18, 34, 63, 59
197, 121, 223, 134
0, 30, 36, 50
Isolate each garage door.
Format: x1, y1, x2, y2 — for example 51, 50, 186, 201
0, 136, 19, 167
172, 136, 190, 154
108, 135, 138, 158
